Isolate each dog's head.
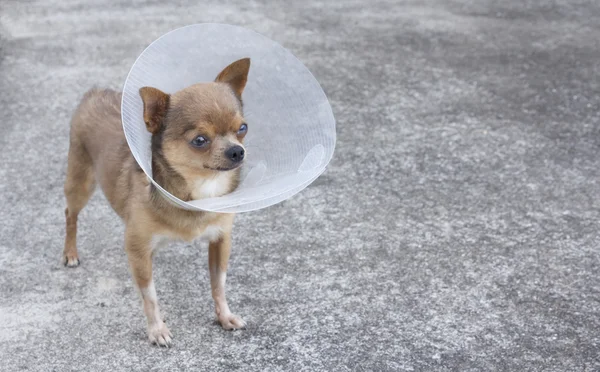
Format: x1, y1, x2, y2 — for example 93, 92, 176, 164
139, 58, 250, 176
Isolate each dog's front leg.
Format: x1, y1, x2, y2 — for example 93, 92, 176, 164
125, 228, 172, 346
209, 232, 246, 330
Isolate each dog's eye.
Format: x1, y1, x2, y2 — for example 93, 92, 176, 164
191, 135, 209, 148
237, 123, 248, 134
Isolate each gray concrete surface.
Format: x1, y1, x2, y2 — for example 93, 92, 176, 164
1, 0, 600, 370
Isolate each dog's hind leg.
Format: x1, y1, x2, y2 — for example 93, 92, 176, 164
63, 139, 96, 267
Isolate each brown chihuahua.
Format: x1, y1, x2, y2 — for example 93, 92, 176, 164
63, 58, 251, 346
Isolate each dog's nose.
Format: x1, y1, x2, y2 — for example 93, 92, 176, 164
225, 145, 245, 163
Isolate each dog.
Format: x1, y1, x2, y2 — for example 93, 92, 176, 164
63, 58, 251, 346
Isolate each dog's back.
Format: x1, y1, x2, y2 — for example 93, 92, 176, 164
69, 88, 124, 165
65, 89, 137, 233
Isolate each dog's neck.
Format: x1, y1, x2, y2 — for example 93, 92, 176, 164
150, 155, 191, 201
148, 131, 193, 210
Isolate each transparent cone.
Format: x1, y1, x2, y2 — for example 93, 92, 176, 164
122, 24, 336, 213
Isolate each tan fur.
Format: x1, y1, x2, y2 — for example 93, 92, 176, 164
63, 59, 251, 346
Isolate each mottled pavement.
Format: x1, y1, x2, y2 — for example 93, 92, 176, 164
1, 0, 599, 371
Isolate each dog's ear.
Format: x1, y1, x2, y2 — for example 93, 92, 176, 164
215, 58, 251, 98
139, 87, 170, 134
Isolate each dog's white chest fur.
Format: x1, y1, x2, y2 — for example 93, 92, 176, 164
191, 172, 231, 200
150, 174, 229, 251
151, 225, 223, 251
198, 225, 223, 242
150, 234, 171, 252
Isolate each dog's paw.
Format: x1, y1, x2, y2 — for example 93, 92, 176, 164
148, 322, 172, 347
63, 254, 80, 268
218, 313, 246, 330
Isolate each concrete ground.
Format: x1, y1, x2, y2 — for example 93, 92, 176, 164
1, 0, 599, 370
